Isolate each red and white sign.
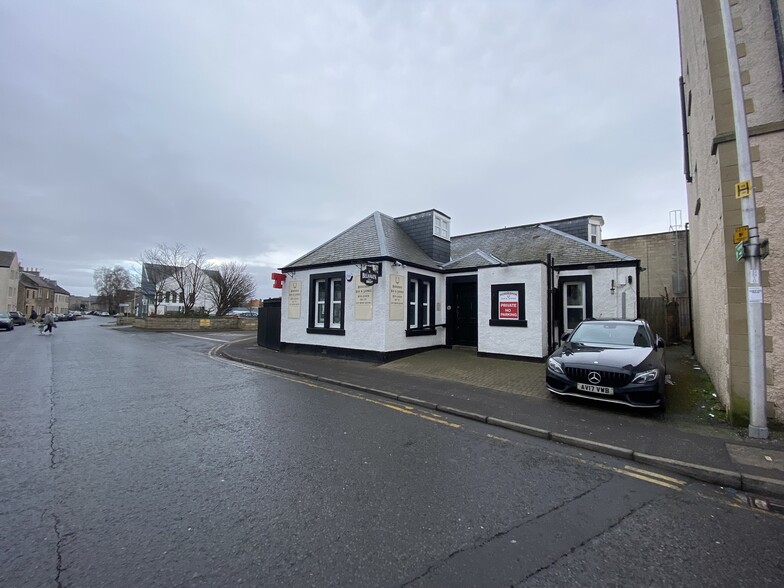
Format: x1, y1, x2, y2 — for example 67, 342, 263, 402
271, 272, 286, 289
498, 290, 519, 320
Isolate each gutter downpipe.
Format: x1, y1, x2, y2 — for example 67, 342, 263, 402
685, 223, 695, 356
547, 254, 553, 353
719, 0, 768, 438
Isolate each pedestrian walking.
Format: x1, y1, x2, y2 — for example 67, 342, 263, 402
43, 312, 56, 334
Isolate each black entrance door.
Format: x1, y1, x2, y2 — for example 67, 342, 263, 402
449, 280, 478, 346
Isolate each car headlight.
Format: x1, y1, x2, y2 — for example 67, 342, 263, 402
631, 368, 659, 383
547, 357, 565, 375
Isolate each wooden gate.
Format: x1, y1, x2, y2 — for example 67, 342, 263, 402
638, 297, 690, 343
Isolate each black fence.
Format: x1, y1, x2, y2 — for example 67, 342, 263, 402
257, 297, 282, 350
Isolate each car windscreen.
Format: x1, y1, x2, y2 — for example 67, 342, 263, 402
570, 323, 651, 347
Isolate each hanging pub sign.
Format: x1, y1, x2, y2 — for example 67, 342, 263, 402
271, 272, 286, 289
360, 263, 381, 286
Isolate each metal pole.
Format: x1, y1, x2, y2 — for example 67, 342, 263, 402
719, 0, 768, 438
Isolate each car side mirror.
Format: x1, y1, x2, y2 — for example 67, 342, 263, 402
561, 332, 570, 342
656, 337, 665, 349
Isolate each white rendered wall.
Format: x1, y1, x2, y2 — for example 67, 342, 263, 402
383, 265, 446, 351
477, 264, 548, 358
558, 265, 638, 320
281, 262, 446, 353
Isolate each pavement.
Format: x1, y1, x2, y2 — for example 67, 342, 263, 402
218, 336, 784, 500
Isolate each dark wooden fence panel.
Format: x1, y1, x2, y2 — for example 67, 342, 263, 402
257, 298, 282, 350
638, 296, 691, 343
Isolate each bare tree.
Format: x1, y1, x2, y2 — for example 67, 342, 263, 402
140, 243, 215, 315
206, 261, 256, 315
154, 244, 214, 313
93, 266, 133, 313
139, 247, 174, 315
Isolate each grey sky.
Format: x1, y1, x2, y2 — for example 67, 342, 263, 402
1, 1, 686, 298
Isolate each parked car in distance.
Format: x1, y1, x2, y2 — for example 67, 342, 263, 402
224, 307, 255, 317
0, 312, 14, 331
8, 311, 26, 325
546, 318, 667, 409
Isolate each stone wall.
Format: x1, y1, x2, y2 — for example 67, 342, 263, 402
120, 316, 257, 331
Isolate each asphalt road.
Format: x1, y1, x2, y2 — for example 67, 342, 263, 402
1, 318, 783, 587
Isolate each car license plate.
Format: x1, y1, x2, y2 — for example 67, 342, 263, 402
577, 383, 614, 395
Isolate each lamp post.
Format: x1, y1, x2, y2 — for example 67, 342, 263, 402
719, 0, 768, 438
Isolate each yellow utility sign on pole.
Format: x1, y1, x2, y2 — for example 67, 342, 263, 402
733, 225, 750, 244
735, 180, 752, 199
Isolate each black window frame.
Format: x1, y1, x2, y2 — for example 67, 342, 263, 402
406, 272, 436, 337
307, 271, 346, 335
489, 283, 527, 327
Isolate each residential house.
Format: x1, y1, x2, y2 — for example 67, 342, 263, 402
140, 263, 220, 316
18, 271, 55, 316
277, 210, 638, 361
677, 0, 783, 423
50, 281, 71, 314
0, 250, 20, 312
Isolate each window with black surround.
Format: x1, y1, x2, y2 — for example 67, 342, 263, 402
407, 272, 436, 336
307, 271, 345, 335
489, 283, 527, 327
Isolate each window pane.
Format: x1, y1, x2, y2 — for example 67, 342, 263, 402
567, 308, 583, 330
422, 282, 430, 326
332, 280, 342, 302
332, 301, 342, 326
566, 284, 583, 306
317, 281, 326, 302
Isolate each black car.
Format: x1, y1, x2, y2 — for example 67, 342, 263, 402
0, 312, 14, 331
546, 318, 666, 409
8, 311, 26, 325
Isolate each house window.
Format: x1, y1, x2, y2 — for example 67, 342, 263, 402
433, 213, 450, 241
407, 272, 436, 336
489, 283, 527, 327
589, 223, 601, 245
307, 271, 345, 335
561, 279, 593, 331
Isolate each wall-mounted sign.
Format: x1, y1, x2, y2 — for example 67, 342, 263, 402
271, 272, 286, 289
498, 290, 519, 320
389, 275, 405, 321
288, 280, 302, 319
355, 284, 373, 320
361, 263, 381, 286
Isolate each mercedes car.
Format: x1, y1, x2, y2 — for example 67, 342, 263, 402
546, 318, 666, 409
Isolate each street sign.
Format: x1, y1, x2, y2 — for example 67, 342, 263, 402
735, 180, 752, 199
733, 225, 750, 244
736, 242, 745, 261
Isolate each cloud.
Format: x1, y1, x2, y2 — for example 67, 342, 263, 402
1, 1, 686, 297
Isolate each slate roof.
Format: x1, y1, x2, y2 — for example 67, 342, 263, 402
282, 212, 636, 271
204, 269, 222, 283
283, 212, 441, 270
448, 224, 635, 268
0, 251, 18, 267
20, 273, 54, 290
